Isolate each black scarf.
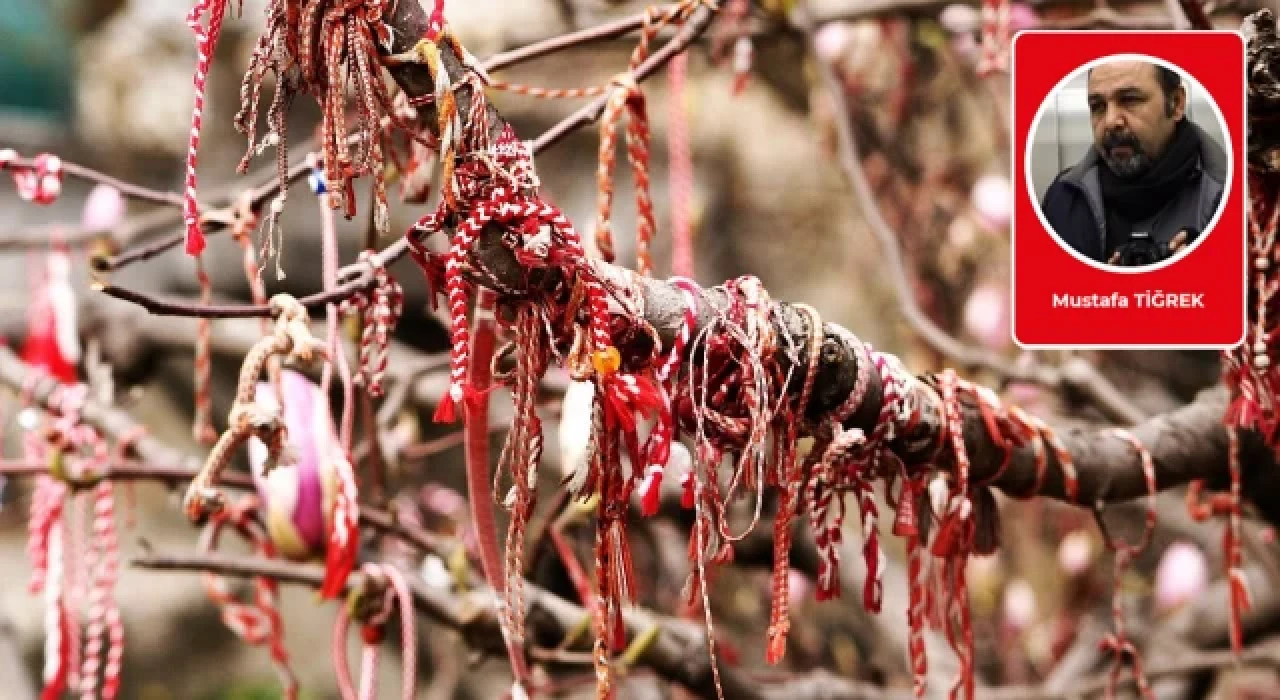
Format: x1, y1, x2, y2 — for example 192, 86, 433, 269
1097, 120, 1201, 256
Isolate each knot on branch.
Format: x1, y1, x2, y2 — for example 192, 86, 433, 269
184, 295, 324, 524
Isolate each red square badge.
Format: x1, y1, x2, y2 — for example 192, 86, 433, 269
1012, 31, 1245, 348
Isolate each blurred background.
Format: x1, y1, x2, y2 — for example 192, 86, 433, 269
0, 1, 1273, 699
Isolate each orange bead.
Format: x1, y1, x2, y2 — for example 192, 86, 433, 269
592, 346, 622, 376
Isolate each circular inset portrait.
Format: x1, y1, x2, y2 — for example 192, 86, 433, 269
1025, 54, 1231, 271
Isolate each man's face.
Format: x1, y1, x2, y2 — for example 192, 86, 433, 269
1087, 62, 1185, 178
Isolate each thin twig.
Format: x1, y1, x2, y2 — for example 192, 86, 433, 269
96, 260, 374, 318
1, 157, 186, 209
486, 5, 675, 73
1166, 0, 1193, 28
0, 457, 452, 557
534, 4, 718, 152
986, 638, 1280, 699
99, 3, 720, 321
1178, 0, 1217, 28
91, 155, 313, 273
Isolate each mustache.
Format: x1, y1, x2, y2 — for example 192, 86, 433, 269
1101, 130, 1143, 154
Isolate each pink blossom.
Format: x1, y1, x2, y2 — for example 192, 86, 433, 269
80, 184, 126, 232
1010, 4, 1041, 31
421, 484, 467, 518
1058, 530, 1094, 575
1003, 579, 1037, 631
963, 283, 1010, 349
971, 174, 1013, 231
788, 568, 813, 607
939, 5, 981, 34
814, 23, 851, 64
1155, 542, 1208, 613
248, 370, 346, 560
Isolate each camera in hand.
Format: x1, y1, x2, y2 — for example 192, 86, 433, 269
1112, 232, 1164, 267
1111, 228, 1199, 267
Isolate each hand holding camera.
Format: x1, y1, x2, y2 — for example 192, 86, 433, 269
1106, 228, 1197, 267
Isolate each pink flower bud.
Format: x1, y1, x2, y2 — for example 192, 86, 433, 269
971, 174, 1013, 231
963, 283, 1010, 349
1057, 530, 1094, 576
1010, 4, 1041, 31
814, 23, 851, 63
786, 568, 813, 607
421, 484, 466, 518
1155, 542, 1207, 613
1003, 579, 1037, 631
249, 370, 345, 560
939, 5, 981, 34
81, 184, 126, 232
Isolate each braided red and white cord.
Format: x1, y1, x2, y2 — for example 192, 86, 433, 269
1213, 183, 1279, 653
594, 74, 656, 274
931, 370, 976, 700
1098, 429, 1157, 700
976, 0, 1011, 76
638, 277, 700, 514
193, 256, 218, 444
183, 0, 232, 256
341, 251, 404, 398
79, 477, 123, 700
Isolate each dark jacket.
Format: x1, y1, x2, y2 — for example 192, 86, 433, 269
1040, 122, 1226, 263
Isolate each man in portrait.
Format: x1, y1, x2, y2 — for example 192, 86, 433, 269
1040, 59, 1226, 266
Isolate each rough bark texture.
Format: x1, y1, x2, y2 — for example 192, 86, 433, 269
362, 2, 1280, 527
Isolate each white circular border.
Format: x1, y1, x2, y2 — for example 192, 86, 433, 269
1023, 53, 1234, 275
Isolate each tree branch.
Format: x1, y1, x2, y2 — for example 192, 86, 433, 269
95, 0, 720, 321
986, 637, 1280, 700
3, 156, 184, 209
799, 8, 1148, 427
131, 551, 764, 700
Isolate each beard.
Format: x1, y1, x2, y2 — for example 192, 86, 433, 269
1097, 129, 1154, 178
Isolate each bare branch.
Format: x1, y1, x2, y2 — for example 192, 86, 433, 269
986, 638, 1280, 700
4, 157, 184, 209
131, 551, 766, 700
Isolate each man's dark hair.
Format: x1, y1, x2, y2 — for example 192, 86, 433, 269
1087, 62, 1184, 117
1153, 65, 1182, 116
